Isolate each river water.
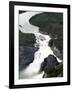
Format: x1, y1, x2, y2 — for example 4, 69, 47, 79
19, 11, 62, 79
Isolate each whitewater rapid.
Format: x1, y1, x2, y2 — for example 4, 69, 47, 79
19, 12, 62, 79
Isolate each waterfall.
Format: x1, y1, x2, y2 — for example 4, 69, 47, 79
19, 11, 62, 79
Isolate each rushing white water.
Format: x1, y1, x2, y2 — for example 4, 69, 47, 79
19, 12, 42, 33
19, 12, 62, 79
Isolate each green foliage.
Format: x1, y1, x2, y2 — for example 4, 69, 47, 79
46, 63, 63, 77
19, 31, 36, 47
29, 12, 63, 27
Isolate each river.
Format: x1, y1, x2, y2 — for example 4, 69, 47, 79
19, 11, 62, 79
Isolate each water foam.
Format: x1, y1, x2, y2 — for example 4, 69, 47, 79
19, 11, 62, 79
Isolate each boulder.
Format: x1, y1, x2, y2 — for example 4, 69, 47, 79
43, 63, 63, 78
39, 54, 63, 78
40, 54, 59, 73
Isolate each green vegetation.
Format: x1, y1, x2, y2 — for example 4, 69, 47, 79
43, 63, 63, 78
19, 31, 36, 47
29, 12, 63, 28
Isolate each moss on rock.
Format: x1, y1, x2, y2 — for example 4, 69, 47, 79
19, 31, 36, 47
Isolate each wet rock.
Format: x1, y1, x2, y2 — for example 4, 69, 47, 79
40, 54, 59, 73
39, 54, 63, 78
19, 46, 38, 71
48, 39, 63, 60
52, 46, 63, 60
39, 35, 46, 41
19, 31, 36, 47
43, 63, 63, 78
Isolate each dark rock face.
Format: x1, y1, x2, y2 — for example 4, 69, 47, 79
19, 31, 36, 47
40, 54, 59, 73
40, 54, 63, 78
19, 46, 38, 71
43, 63, 63, 78
48, 39, 63, 60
